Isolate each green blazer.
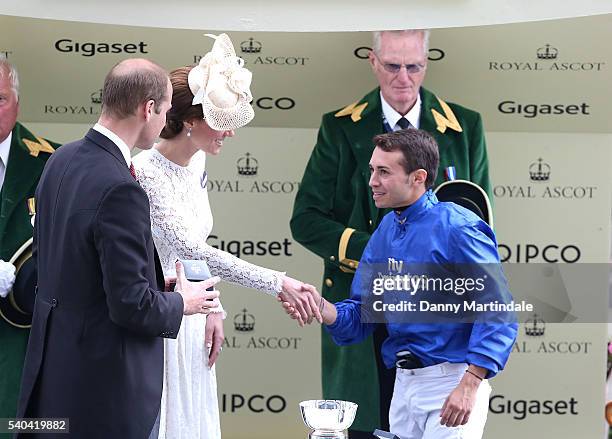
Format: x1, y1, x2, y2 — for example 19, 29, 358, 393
290, 87, 490, 432
0, 122, 59, 418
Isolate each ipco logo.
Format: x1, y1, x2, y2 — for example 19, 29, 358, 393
497, 243, 581, 263
221, 394, 287, 414
54, 39, 149, 57
254, 97, 296, 110
353, 46, 445, 61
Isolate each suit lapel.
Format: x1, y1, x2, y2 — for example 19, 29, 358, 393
419, 87, 457, 163
0, 125, 48, 237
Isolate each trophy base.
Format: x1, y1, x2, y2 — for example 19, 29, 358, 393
309, 429, 348, 439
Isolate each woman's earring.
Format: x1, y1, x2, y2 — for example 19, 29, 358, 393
187, 127, 192, 137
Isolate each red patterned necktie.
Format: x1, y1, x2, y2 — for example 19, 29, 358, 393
129, 162, 137, 181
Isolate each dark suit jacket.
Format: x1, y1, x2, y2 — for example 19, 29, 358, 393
16, 129, 184, 438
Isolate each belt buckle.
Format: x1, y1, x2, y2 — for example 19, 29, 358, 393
395, 351, 423, 370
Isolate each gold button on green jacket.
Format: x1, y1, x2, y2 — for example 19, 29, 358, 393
290, 87, 491, 432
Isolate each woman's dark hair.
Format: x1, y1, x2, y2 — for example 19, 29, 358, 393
160, 66, 204, 139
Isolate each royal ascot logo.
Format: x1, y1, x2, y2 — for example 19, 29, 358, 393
237, 152, 258, 176
524, 313, 546, 336
194, 36, 309, 67
493, 157, 598, 200
234, 308, 255, 332
537, 44, 558, 60
489, 394, 579, 420
241, 37, 262, 54
529, 158, 550, 181
497, 101, 591, 118
489, 43, 605, 72
224, 307, 302, 351
54, 39, 149, 57
206, 152, 301, 195
90, 89, 102, 105
512, 314, 592, 355
43, 89, 102, 116
353, 46, 445, 61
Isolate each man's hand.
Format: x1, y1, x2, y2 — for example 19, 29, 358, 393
439, 367, 484, 427
0, 260, 16, 298
175, 261, 220, 315
278, 276, 322, 324
204, 311, 224, 368
279, 283, 337, 327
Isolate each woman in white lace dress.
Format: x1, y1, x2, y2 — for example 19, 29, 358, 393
133, 34, 320, 439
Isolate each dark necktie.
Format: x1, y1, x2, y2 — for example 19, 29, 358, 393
397, 117, 411, 130
129, 162, 137, 181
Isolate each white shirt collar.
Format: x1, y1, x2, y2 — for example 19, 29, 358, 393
380, 91, 422, 130
0, 131, 12, 168
93, 123, 132, 167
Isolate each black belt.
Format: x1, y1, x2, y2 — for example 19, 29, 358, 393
395, 350, 424, 370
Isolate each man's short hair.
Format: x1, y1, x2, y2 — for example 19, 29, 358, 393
0, 56, 20, 100
373, 129, 439, 189
372, 30, 430, 57
101, 59, 168, 119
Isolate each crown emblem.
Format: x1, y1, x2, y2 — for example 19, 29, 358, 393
234, 308, 255, 332
536, 44, 558, 60
525, 313, 545, 336
91, 89, 102, 104
237, 152, 259, 176
529, 158, 550, 182
241, 38, 262, 54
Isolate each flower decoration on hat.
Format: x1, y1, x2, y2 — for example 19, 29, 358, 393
188, 33, 255, 131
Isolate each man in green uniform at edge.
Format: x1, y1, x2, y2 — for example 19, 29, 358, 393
290, 30, 491, 438
0, 57, 59, 424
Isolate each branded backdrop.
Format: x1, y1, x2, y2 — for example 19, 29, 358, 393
7, 11, 612, 439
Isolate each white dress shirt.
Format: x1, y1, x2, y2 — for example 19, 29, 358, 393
92, 123, 131, 167
0, 131, 12, 192
380, 92, 422, 130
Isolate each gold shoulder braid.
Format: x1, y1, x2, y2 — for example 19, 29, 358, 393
335, 101, 368, 123
431, 96, 463, 134
22, 136, 55, 157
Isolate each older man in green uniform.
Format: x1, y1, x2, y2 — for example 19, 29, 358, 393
0, 57, 59, 422
290, 30, 491, 438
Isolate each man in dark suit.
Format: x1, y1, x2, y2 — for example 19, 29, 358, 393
16, 58, 220, 439
0, 57, 60, 423
291, 30, 491, 437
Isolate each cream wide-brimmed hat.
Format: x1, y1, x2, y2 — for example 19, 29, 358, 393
188, 33, 255, 131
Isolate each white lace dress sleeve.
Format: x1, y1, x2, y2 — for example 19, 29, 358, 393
134, 148, 283, 296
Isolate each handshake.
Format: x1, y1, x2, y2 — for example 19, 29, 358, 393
277, 277, 336, 327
